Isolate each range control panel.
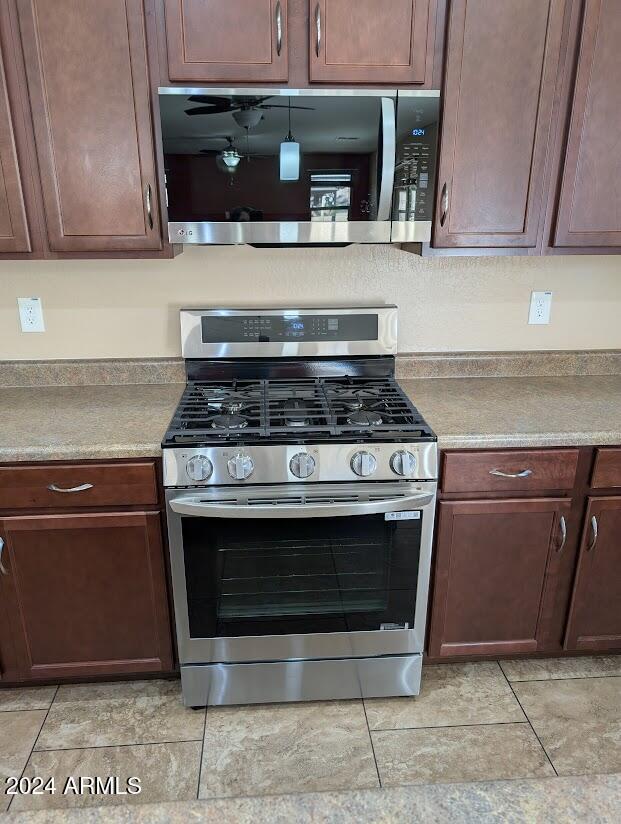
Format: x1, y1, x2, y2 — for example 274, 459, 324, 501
201, 313, 379, 343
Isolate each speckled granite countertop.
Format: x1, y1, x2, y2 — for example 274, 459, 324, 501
0, 384, 184, 462
1, 375, 621, 463
3, 774, 621, 823
401, 374, 621, 449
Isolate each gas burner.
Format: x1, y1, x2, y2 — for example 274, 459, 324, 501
347, 410, 383, 427
221, 401, 245, 415
283, 399, 312, 428
210, 414, 248, 430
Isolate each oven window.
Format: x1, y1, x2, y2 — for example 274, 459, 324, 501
181, 513, 422, 638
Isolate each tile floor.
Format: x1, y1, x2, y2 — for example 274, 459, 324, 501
1, 656, 620, 812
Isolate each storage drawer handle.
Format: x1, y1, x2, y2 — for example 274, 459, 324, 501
47, 483, 94, 493
315, 3, 321, 57
489, 469, 533, 479
0, 537, 7, 576
587, 515, 598, 552
275, 0, 283, 56
557, 515, 567, 554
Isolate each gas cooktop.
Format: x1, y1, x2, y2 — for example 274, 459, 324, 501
162, 375, 435, 447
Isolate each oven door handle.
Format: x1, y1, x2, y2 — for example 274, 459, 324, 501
169, 491, 435, 519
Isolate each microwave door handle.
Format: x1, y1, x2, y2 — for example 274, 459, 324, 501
377, 97, 396, 222
169, 491, 435, 519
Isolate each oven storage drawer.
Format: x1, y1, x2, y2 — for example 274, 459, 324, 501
442, 449, 579, 494
0, 461, 159, 510
180, 654, 423, 706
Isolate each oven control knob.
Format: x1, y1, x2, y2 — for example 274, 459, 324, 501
350, 451, 377, 477
227, 454, 254, 481
290, 452, 316, 479
186, 455, 213, 482
390, 450, 417, 476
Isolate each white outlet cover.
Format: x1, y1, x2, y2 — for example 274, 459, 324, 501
528, 291, 552, 325
18, 297, 45, 333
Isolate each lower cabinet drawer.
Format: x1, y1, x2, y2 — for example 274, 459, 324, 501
591, 448, 621, 489
0, 461, 159, 510
442, 449, 579, 494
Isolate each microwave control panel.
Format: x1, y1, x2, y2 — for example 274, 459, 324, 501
393, 133, 436, 222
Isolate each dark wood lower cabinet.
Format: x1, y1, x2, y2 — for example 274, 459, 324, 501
564, 496, 621, 652
0, 511, 173, 681
428, 497, 571, 658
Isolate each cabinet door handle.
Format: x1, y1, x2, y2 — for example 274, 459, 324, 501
587, 515, 598, 552
440, 182, 449, 226
557, 515, 567, 554
275, 1, 283, 56
0, 537, 7, 576
145, 183, 153, 230
489, 468, 533, 479
47, 483, 94, 493
315, 3, 321, 57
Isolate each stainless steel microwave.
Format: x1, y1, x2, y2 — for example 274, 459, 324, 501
158, 88, 440, 246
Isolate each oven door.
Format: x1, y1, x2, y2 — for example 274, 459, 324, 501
159, 88, 396, 245
165, 482, 436, 664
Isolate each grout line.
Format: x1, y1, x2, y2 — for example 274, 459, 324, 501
361, 700, 382, 789
196, 707, 209, 800
498, 673, 621, 684
0, 707, 58, 713
370, 720, 530, 733
32, 738, 205, 753
7, 685, 59, 812
499, 662, 559, 778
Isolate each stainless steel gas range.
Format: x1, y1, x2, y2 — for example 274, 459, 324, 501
163, 307, 438, 707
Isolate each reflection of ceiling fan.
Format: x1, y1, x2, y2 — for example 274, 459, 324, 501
199, 136, 242, 174
185, 95, 315, 129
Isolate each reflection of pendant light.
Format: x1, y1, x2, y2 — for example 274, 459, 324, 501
280, 99, 300, 181
215, 137, 242, 175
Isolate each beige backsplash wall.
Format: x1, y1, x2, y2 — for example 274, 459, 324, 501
0, 245, 620, 360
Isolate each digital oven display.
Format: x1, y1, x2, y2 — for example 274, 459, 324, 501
201, 314, 378, 343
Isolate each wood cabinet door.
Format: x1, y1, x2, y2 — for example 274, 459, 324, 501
428, 498, 572, 659
553, 0, 621, 247
564, 497, 621, 651
309, 0, 434, 84
0, 4, 31, 253
164, 0, 289, 82
0, 512, 173, 682
16, 0, 161, 253
432, 0, 566, 248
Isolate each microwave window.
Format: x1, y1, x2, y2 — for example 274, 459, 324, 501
159, 94, 387, 224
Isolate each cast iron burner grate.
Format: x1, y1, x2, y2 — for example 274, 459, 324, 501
163, 376, 434, 446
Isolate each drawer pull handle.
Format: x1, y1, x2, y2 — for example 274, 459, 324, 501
557, 515, 567, 554
0, 537, 7, 575
47, 483, 94, 493
489, 469, 533, 479
587, 515, 598, 552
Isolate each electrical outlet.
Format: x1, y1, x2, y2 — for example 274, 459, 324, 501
528, 291, 552, 325
18, 297, 45, 333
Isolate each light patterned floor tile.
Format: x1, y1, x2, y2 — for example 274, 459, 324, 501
35, 680, 204, 750
0, 711, 47, 812
372, 723, 554, 786
199, 700, 378, 798
0, 686, 57, 713
10, 741, 201, 812
365, 662, 524, 730
514, 677, 621, 776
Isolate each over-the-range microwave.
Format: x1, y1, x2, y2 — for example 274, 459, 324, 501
158, 88, 439, 246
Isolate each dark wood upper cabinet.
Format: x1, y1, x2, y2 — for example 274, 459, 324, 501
309, 0, 436, 84
164, 0, 289, 83
0, 511, 173, 681
428, 497, 571, 658
16, 0, 161, 253
0, 3, 32, 253
564, 496, 621, 652
552, 0, 621, 248
432, 0, 567, 249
